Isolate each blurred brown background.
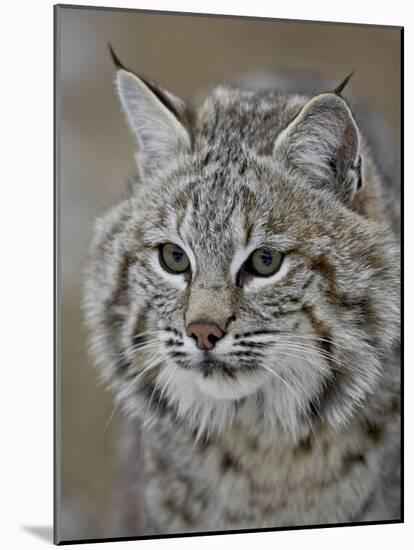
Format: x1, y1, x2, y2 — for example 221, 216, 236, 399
56, 5, 401, 540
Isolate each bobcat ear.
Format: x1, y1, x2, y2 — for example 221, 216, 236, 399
112, 48, 192, 176
273, 93, 362, 202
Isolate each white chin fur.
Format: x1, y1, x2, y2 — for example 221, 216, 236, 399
194, 370, 265, 400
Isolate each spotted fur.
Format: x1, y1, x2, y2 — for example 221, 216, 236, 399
84, 61, 400, 534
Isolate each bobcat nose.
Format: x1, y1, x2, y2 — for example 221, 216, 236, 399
186, 322, 224, 350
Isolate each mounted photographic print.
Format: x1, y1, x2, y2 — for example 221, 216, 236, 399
54, 4, 403, 544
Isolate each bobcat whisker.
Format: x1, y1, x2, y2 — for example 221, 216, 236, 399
269, 342, 359, 373
258, 363, 301, 402
121, 339, 162, 358
266, 347, 332, 377
283, 368, 323, 441
258, 341, 356, 375
131, 328, 174, 341
235, 333, 356, 363
100, 350, 168, 439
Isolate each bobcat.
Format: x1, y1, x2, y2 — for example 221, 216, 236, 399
83, 48, 401, 536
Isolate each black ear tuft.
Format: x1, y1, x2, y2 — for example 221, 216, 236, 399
334, 71, 356, 96
108, 43, 127, 71
355, 155, 363, 191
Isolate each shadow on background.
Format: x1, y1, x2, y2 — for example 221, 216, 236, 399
22, 526, 53, 543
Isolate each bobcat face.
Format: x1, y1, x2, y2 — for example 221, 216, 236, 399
84, 55, 399, 439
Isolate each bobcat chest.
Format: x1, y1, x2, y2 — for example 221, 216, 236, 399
142, 416, 383, 532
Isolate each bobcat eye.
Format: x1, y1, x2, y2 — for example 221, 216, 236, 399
250, 248, 283, 276
239, 248, 284, 283
159, 243, 190, 274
